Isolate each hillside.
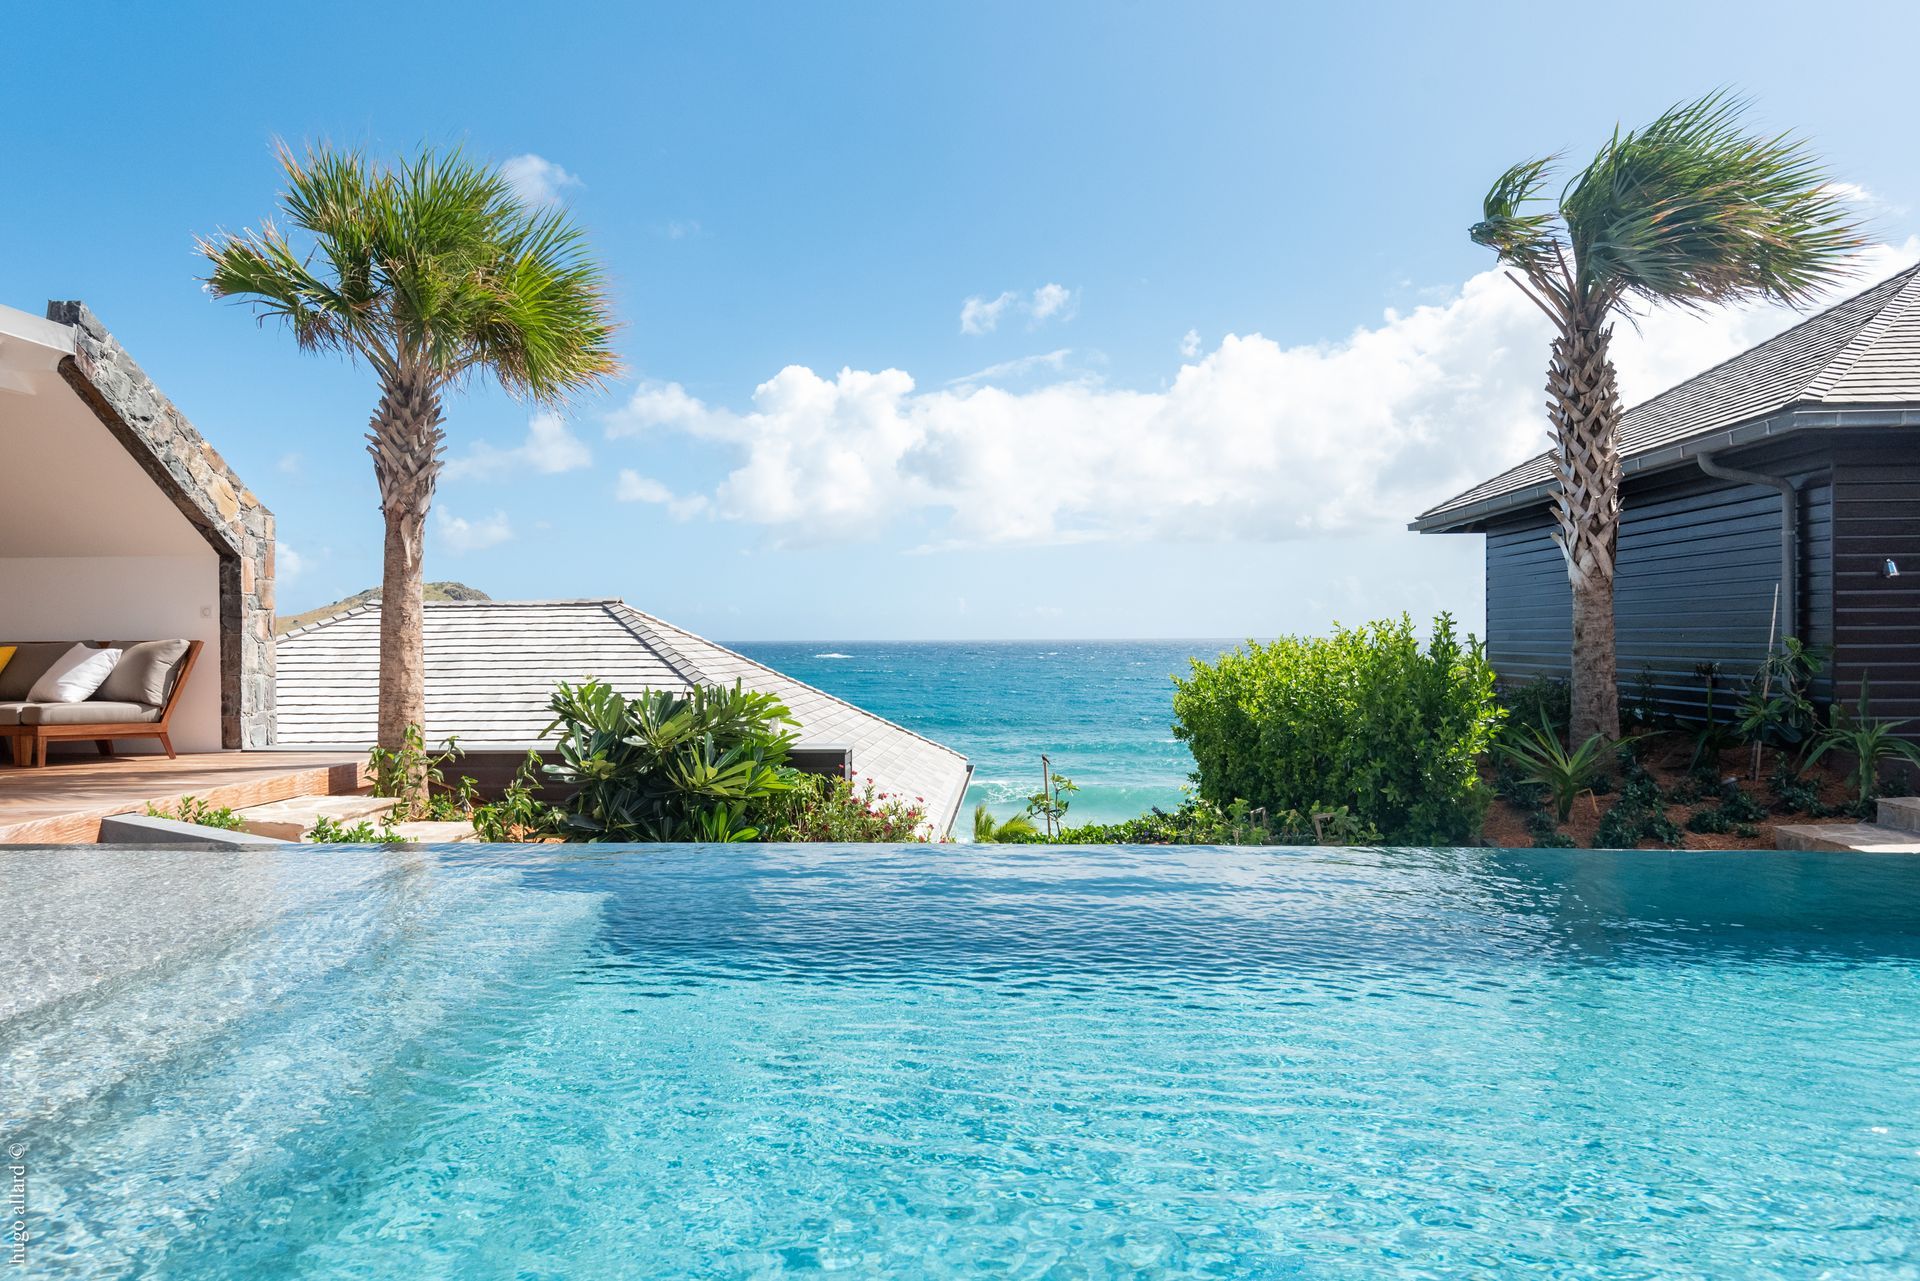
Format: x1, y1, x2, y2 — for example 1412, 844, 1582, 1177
276, 582, 491, 634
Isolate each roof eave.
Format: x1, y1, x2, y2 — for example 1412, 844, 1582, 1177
1411, 402, 1920, 533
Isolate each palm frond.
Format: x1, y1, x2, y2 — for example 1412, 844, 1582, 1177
1561, 90, 1866, 311
1470, 156, 1562, 279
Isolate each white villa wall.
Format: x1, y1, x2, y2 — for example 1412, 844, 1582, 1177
0, 353, 229, 753
0, 554, 222, 751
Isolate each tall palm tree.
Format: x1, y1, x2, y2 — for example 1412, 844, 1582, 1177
1470, 93, 1861, 743
201, 144, 618, 794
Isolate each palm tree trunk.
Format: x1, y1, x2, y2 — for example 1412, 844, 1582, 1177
1547, 319, 1622, 744
367, 368, 446, 799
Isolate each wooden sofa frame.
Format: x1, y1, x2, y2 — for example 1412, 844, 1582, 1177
3, 640, 203, 768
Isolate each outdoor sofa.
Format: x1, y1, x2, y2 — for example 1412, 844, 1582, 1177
0, 639, 201, 767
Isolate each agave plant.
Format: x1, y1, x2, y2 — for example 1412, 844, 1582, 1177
1806, 681, 1920, 806
1471, 93, 1861, 743
1496, 714, 1620, 823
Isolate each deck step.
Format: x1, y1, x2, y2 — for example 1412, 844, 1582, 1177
235, 793, 398, 841
386, 820, 481, 844
1876, 796, 1920, 834
1773, 821, 1920, 853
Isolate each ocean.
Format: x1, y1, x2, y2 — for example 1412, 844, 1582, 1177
733, 640, 1241, 831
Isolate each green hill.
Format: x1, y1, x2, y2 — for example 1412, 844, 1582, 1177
276, 582, 491, 634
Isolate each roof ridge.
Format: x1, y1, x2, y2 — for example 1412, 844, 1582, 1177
605, 602, 968, 763
1805, 266, 1920, 401
598, 603, 709, 688
277, 601, 377, 639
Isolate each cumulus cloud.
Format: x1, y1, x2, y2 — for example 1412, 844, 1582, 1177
959, 283, 1078, 334
500, 154, 581, 206
434, 509, 514, 553
611, 243, 1918, 549
447, 413, 591, 479
1180, 329, 1202, 358
615, 469, 709, 519
278, 544, 307, 582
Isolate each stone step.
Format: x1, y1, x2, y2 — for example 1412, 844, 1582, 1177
1773, 822, 1920, 853
385, 821, 480, 845
1876, 796, 1920, 834
235, 793, 398, 841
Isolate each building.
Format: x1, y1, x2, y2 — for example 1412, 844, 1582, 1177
0, 301, 274, 750
1413, 265, 1920, 721
274, 599, 974, 834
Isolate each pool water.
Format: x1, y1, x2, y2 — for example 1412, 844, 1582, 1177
8, 844, 1920, 1278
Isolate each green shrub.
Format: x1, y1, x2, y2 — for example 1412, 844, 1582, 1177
1500, 676, 1570, 739
1806, 680, 1920, 807
541, 679, 798, 842
1051, 798, 1380, 847
1172, 613, 1502, 844
308, 815, 406, 844
760, 772, 930, 843
146, 795, 246, 831
471, 750, 563, 841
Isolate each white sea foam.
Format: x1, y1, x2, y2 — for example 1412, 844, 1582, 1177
814, 652, 854, 659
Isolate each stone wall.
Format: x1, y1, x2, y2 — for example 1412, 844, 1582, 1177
46, 302, 275, 748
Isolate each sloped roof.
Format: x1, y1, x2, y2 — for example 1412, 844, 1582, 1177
1415, 264, 1920, 530
274, 599, 973, 835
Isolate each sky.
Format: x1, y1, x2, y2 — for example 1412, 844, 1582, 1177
3, 2, 1918, 641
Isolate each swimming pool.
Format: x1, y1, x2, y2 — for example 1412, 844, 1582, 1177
8, 843, 1920, 1278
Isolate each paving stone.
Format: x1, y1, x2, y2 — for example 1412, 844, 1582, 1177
236, 793, 397, 841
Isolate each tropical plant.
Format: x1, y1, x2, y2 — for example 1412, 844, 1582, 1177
972, 802, 1039, 844
1594, 774, 1684, 849
146, 795, 246, 831
366, 725, 473, 820
1678, 662, 1743, 774
470, 750, 562, 841
199, 144, 618, 804
1499, 676, 1570, 741
1024, 770, 1079, 837
760, 773, 930, 843
1806, 681, 1920, 806
308, 815, 406, 844
1048, 798, 1380, 847
1173, 613, 1502, 844
1496, 715, 1618, 823
1736, 638, 1827, 758
541, 679, 798, 842
1470, 93, 1862, 743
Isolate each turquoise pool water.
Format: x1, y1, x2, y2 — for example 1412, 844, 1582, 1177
8, 844, 1920, 1278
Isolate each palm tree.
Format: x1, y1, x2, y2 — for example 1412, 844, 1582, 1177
201, 144, 618, 796
972, 802, 1039, 843
1470, 93, 1861, 743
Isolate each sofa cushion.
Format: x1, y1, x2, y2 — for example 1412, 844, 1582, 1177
0, 701, 29, 726
20, 700, 160, 726
28, 645, 122, 704
0, 643, 74, 701
97, 640, 192, 707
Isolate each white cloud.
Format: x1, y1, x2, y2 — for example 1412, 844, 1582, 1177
1180, 329, 1202, 358
501, 154, 581, 206
615, 469, 709, 520
947, 349, 1073, 387
959, 283, 1077, 334
959, 291, 1016, 335
447, 412, 591, 479
434, 509, 514, 553
1029, 283, 1074, 322
613, 242, 1917, 549
277, 452, 302, 474
278, 543, 307, 582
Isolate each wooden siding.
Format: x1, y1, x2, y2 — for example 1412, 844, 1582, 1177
1484, 443, 1835, 720
1831, 435, 1920, 721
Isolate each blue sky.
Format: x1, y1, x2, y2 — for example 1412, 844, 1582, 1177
5, 2, 1918, 640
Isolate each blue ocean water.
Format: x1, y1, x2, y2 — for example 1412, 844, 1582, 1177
735, 640, 1239, 827
11, 843, 1920, 1278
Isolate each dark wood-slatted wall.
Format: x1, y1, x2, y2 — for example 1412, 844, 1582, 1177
1832, 434, 1920, 719
1482, 439, 1836, 721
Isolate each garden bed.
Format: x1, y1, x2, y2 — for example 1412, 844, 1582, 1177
1482, 735, 1870, 850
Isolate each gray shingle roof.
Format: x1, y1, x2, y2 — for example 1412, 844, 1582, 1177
1416, 264, 1920, 529
274, 599, 973, 835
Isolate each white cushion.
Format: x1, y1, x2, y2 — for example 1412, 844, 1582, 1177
27, 644, 123, 704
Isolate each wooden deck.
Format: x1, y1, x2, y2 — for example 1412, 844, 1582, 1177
0, 751, 367, 844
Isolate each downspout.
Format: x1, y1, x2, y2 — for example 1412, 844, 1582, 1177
1696, 450, 1799, 640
